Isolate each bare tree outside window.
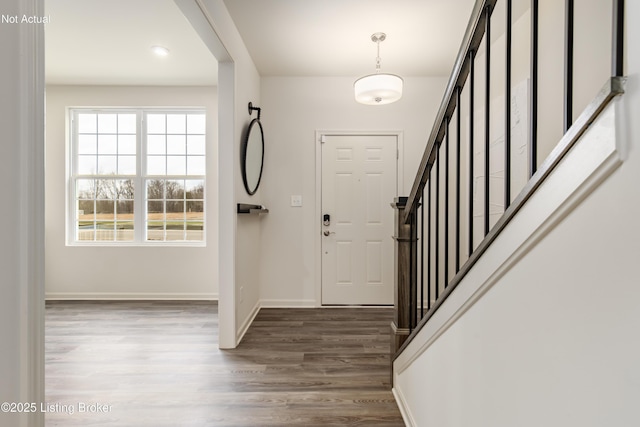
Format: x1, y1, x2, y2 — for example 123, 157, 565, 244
70, 109, 206, 244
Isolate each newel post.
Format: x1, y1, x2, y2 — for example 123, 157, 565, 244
391, 197, 417, 357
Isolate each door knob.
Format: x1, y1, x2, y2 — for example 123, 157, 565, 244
323, 230, 335, 236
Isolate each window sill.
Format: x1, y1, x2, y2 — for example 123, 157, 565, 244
66, 241, 207, 248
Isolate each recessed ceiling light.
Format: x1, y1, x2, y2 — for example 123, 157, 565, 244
151, 46, 170, 57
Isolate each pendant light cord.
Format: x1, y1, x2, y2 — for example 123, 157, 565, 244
375, 39, 381, 73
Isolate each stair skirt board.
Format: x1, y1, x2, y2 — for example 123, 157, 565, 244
393, 101, 622, 425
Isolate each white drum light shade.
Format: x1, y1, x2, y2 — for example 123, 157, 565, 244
354, 32, 403, 105
354, 73, 403, 105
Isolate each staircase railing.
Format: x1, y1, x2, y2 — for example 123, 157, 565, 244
391, 0, 625, 357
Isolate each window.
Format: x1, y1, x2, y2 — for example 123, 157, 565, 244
69, 109, 206, 244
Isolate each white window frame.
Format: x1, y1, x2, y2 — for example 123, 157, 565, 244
67, 108, 206, 246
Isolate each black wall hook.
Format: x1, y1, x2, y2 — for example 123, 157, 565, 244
248, 102, 261, 120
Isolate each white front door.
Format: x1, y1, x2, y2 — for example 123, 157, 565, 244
321, 134, 397, 305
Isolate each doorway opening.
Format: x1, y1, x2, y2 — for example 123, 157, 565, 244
42, 0, 237, 412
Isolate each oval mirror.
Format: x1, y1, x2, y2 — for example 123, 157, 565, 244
241, 118, 264, 195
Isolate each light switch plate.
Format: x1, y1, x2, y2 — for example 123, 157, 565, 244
291, 195, 303, 207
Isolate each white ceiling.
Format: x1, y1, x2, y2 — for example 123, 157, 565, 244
223, 0, 476, 77
45, 0, 476, 86
45, 0, 218, 85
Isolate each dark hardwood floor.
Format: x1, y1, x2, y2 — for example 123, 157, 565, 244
45, 301, 405, 426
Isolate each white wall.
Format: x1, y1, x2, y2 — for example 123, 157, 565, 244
536, 0, 611, 164
0, 14, 23, 410
45, 85, 219, 299
456, 0, 613, 254
0, 0, 45, 425
259, 76, 447, 306
393, 2, 640, 426
197, 0, 263, 346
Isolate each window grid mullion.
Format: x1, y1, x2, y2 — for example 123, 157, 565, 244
71, 108, 205, 245
137, 111, 146, 243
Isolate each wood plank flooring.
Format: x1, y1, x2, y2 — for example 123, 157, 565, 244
45, 301, 405, 426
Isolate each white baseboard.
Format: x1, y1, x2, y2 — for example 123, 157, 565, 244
392, 387, 414, 427
45, 292, 218, 301
236, 299, 261, 344
260, 299, 317, 308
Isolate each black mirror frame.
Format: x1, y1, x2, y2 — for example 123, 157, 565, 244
241, 118, 264, 196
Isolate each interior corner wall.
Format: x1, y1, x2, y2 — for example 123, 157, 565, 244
197, 0, 263, 345
232, 59, 263, 337
258, 76, 448, 306
45, 85, 219, 299
228, 36, 262, 340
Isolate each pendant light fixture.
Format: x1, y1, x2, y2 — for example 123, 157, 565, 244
354, 32, 403, 105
